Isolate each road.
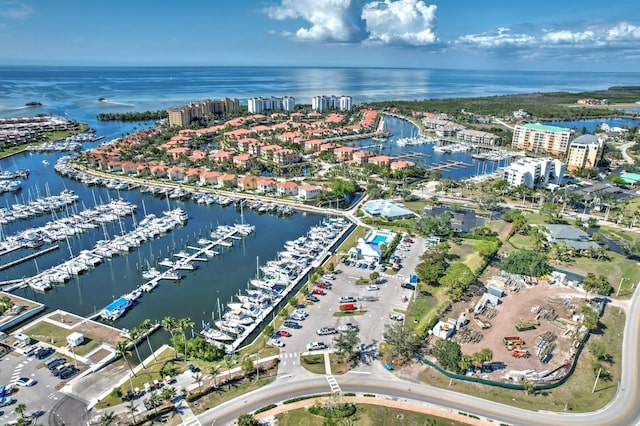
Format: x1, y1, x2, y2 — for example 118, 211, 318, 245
191, 258, 640, 426
619, 141, 636, 164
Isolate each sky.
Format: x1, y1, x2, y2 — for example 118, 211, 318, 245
0, 0, 639, 71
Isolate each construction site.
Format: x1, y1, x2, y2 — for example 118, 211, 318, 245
440, 271, 596, 384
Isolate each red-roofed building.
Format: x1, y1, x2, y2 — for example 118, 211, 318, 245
107, 161, 123, 173
369, 155, 393, 167
298, 184, 322, 200
218, 173, 237, 188
276, 131, 303, 144
150, 165, 167, 178
188, 150, 207, 162
224, 128, 252, 140
237, 175, 258, 191
273, 148, 300, 165
256, 177, 277, 193
167, 166, 186, 181
210, 150, 233, 163
390, 160, 415, 171
352, 150, 373, 166
277, 181, 298, 197
236, 137, 260, 152
167, 147, 191, 160
320, 142, 339, 152
259, 144, 281, 159
303, 139, 324, 153
251, 125, 271, 133
199, 171, 221, 186
185, 168, 201, 182
233, 153, 255, 171
334, 146, 357, 162
120, 161, 138, 175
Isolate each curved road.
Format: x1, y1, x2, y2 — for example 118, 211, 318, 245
196, 287, 640, 426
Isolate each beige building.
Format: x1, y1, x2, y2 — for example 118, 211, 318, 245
511, 123, 572, 156
168, 98, 240, 127
566, 134, 604, 171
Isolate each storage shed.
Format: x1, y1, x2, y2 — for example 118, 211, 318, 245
66, 332, 84, 347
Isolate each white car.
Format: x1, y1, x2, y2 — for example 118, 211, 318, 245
366, 285, 379, 291
307, 342, 328, 351
15, 377, 37, 387
268, 339, 285, 348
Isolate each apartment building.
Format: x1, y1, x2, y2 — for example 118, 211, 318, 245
167, 98, 240, 127
247, 96, 295, 113
511, 123, 572, 156
312, 95, 352, 112
566, 134, 604, 171
499, 157, 566, 188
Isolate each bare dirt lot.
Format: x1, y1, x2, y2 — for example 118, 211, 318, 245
448, 280, 587, 379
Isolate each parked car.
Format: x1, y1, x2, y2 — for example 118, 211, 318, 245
268, 339, 285, 348
307, 342, 328, 351
15, 377, 36, 387
401, 282, 415, 290
379, 265, 387, 272
36, 347, 54, 360
275, 330, 292, 338
366, 285, 379, 291
188, 364, 200, 374
337, 323, 359, 333
59, 367, 79, 380
312, 288, 325, 296
305, 295, 320, 303
315, 282, 331, 289
24, 345, 40, 357
283, 321, 301, 329
403, 238, 414, 243
322, 274, 336, 281
389, 313, 405, 321
339, 296, 357, 303
45, 357, 66, 370
316, 327, 337, 336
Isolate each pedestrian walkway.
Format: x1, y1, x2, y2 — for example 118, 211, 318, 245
177, 398, 200, 426
325, 375, 341, 394
278, 352, 299, 366
324, 351, 332, 375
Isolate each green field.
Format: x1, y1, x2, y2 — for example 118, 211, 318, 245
276, 403, 470, 426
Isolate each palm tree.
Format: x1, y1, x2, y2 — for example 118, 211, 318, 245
15, 402, 27, 419
115, 340, 137, 378
176, 317, 194, 361
209, 364, 221, 389
161, 386, 177, 403
161, 316, 178, 359
127, 400, 138, 424
127, 328, 145, 368
99, 411, 116, 426
223, 355, 235, 389
148, 390, 161, 416
193, 372, 203, 392
139, 319, 158, 362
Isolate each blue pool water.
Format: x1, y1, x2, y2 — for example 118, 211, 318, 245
370, 235, 388, 245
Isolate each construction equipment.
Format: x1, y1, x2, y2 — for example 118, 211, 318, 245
473, 316, 491, 329
503, 336, 523, 346
515, 318, 540, 332
511, 349, 530, 358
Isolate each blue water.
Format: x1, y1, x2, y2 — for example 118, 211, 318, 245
543, 117, 640, 133
370, 235, 388, 245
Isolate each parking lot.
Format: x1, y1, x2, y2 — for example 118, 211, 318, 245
270, 234, 426, 370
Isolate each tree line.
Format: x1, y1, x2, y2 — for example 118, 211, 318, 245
97, 110, 168, 122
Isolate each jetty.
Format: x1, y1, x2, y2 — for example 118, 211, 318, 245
0, 245, 59, 272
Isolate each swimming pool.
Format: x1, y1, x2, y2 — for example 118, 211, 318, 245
370, 235, 388, 245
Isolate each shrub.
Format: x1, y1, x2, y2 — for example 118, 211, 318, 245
254, 404, 278, 414
308, 402, 356, 418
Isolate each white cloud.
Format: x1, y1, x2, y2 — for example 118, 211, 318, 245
264, 0, 366, 43
606, 22, 640, 42
542, 29, 595, 44
456, 27, 535, 48
0, 1, 33, 20
361, 0, 437, 46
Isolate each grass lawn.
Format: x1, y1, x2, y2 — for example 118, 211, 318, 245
418, 308, 625, 413
598, 225, 640, 245
24, 322, 100, 356
336, 226, 368, 254
558, 253, 640, 297
405, 286, 445, 335
403, 200, 428, 214
450, 239, 483, 273
509, 233, 535, 250
276, 403, 470, 426
191, 374, 277, 415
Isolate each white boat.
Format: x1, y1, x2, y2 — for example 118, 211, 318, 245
201, 326, 234, 342
142, 267, 161, 280
214, 320, 245, 335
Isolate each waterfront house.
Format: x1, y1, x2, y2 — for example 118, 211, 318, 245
237, 175, 258, 191
277, 181, 299, 197
369, 155, 393, 168
334, 146, 357, 162
149, 165, 168, 179
120, 161, 139, 175
257, 177, 277, 193
167, 166, 186, 181
320, 142, 339, 153
541, 224, 600, 252
107, 160, 123, 173
352, 150, 373, 166
218, 173, 237, 188
185, 168, 201, 183
390, 160, 415, 171
199, 171, 221, 186
456, 129, 501, 145
298, 184, 322, 199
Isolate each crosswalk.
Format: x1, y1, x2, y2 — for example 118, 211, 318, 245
181, 416, 201, 426
278, 352, 299, 366
326, 375, 342, 394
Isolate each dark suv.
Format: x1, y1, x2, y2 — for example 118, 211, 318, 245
401, 282, 415, 290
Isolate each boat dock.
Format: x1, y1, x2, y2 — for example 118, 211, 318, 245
0, 245, 59, 272
423, 160, 472, 173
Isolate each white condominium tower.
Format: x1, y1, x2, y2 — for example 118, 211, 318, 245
312, 95, 352, 112
247, 96, 296, 113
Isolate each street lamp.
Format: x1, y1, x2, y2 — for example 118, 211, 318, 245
616, 277, 629, 298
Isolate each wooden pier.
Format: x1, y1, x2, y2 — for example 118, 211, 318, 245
0, 245, 59, 272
